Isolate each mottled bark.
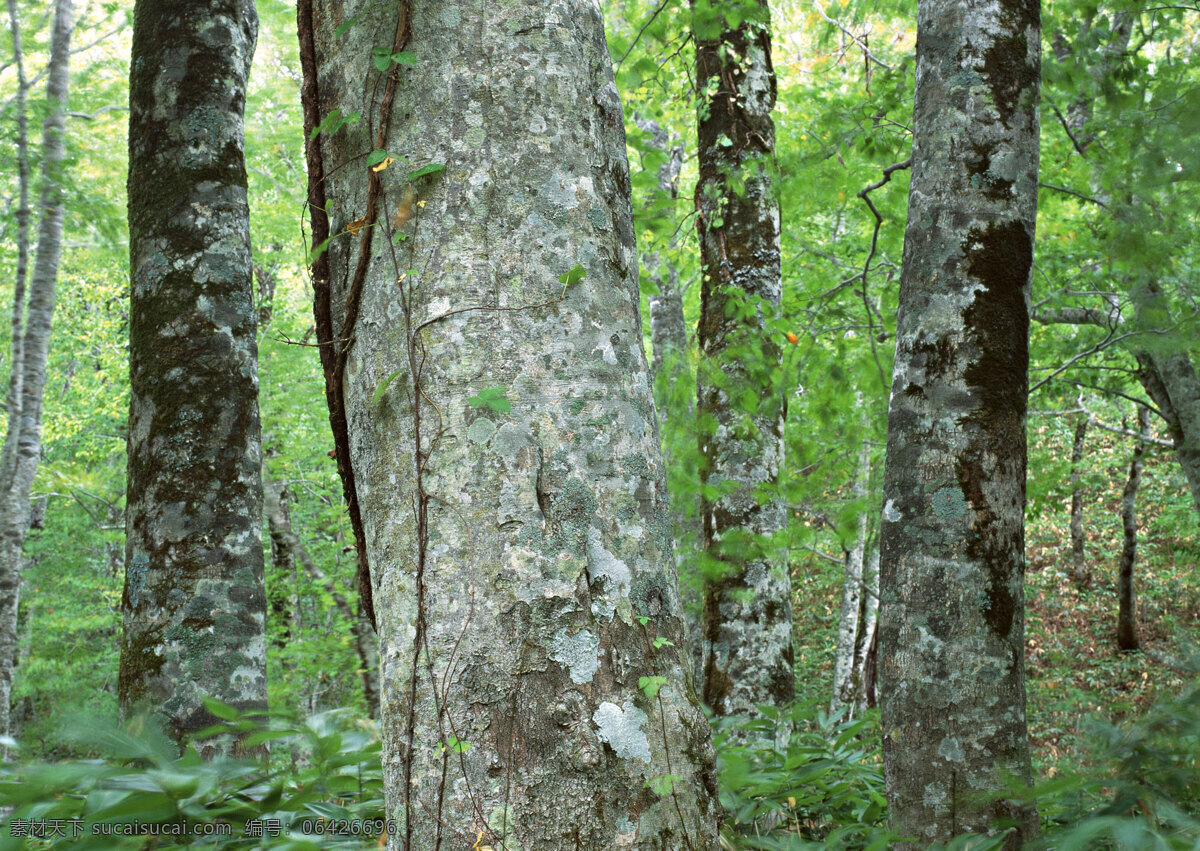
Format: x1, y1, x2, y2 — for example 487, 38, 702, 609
120, 0, 267, 751
692, 0, 794, 720
1068, 417, 1089, 586
0, 0, 72, 745
877, 0, 1041, 841
1117, 407, 1148, 652
264, 477, 379, 719
301, 2, 720, 848
832, 437, 870, 713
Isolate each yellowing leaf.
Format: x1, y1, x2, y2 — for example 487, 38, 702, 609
347, 215, 367, 236
371, 156, 395, 173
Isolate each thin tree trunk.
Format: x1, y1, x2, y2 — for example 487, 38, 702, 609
692, 0, 794, 720
0, 0, 72, 746
1117, 406, 1149, 652
300, 2, 720, 846
1069, 417, 1089, 586
120, 0, 267, 753
878, 0, 1041, 840
264, 477, 379, 719
635, 116, 704, 679
832, 436, 870, 714
855, 548, 879, 711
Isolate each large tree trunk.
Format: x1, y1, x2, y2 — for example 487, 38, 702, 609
0, 0, 72, 746
1117, 406, 1149, 652
692, 0, 794, 720
877, 0, 1041, 841
299, 2, 720, 847
1068, 417, 1089, 586
120, 0, 267, 752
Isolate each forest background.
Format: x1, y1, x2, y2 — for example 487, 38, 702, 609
0, 0, 1197, 847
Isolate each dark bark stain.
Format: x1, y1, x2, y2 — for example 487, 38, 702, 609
956, 219, 1032, 638
979, 0, 1039, 126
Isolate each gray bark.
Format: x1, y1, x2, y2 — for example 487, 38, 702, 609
301, 2, 720, 848
120, 0, 267, 751
1068, 417, 1089, 586
1117, 406, 1149, 652
0, 0, 72, 745
877, 0, 1041, 841
264, 477, 379, 719
692, 0, 794, 720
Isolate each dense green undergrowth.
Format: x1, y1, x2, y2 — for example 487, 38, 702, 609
2, 671, 1197, 849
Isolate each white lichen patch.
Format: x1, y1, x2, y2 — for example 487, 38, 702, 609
883, 498, 902, 522
592, 700, 651, 762
548, 627, 600, 684
586, 526, 631, 621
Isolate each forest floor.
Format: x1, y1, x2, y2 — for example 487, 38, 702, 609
792, 453, 1200, 782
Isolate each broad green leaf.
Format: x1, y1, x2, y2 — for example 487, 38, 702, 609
407, 162, 445, 180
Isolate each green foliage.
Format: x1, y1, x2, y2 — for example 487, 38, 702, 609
0, 705, 385, 849
714, 703, 891, 849
467, 386, 511, 414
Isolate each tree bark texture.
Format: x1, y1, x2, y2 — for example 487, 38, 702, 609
1117, 406, 1148, 652
301, 2, 720, 848
878, 0, 1041, 842
693, 0, 794, 719
1068, 417, 1089, 586
0, 0, 72, 744
121, 0, 267, 748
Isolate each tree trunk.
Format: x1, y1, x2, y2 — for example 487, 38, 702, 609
832, 436, 870, 714
0, 0, 72, 746
120, 0, 267, 752
855, 548, 880, 711
300, 2, 720, 847
1068, 417, 1089, 586
1117, 407, 1149, 652
877, 0, 1041, 841
635, 116, 704, 679
264, 477, 379, 719
692, 0, 794, 720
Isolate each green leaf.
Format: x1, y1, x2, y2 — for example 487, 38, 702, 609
391, 50, 418, 66
558, 264, 587, 287
407, 162, 445, 180
446, 735, 471, 753
468, 386, 511, 414
644, 773, 682, 796
372, 53, 391, 72
393, 231, 409, 244
335, 11, 364, 39
202, 697, 239, 721
638, 675, 667, 700
652, 636, 674, 649
372, 370, 405, 406
366, 149, 388, 167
